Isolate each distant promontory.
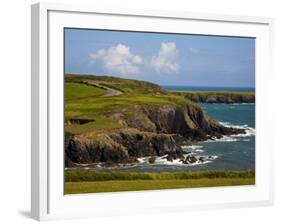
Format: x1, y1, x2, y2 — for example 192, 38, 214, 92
169, 90, 255, 104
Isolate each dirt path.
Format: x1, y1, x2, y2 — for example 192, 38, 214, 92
83, 80, 123, 97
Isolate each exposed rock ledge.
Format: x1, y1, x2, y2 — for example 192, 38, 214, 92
65, 104, 245, 166
172, 92, 255, 104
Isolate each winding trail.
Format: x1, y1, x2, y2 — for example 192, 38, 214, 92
83, 80, 123, 97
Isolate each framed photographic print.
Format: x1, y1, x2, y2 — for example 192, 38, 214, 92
31, 2, 274, 221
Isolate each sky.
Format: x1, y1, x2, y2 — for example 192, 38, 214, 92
65, 28, 255, 88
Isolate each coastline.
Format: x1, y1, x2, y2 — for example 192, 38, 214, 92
65, 104, 255, 171
64, 75, 255, 193
168, 90, 255, 104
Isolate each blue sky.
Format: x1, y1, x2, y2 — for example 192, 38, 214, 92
65, 28, 255, 87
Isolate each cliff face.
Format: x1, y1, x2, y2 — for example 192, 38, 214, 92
173, 92, 255, 104
65, 130, 185, 166
64, 75, 250, 166
65, 104, 245, 166
125, 104, 242, 139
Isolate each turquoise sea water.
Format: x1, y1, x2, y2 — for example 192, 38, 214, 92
194, 103, 255, 171
108, 103, 255, 172
91, 84, 255, 172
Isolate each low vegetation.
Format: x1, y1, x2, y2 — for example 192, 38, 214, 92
65, 169, 255, 182
65, 74, 196, 134
64, 74, 255, 194
65, 82, 106, 101
168, 90, 255, 104
64, 170, 255, 194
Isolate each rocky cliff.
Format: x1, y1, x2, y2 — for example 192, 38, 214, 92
65, 103, 245, 166
64, 75, 250, 167
172, 92, 255, 104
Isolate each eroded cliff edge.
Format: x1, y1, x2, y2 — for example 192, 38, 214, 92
65, 103, 245, 166
171, 91, 255, 104
64, 74, 249, 167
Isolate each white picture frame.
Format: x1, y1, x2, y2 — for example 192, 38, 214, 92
31, 2, 274, 221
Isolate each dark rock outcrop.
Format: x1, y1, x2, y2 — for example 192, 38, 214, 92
172, 92, 255, 104
124, 104, 244, 140
65, 118, 95, 125
65, 130, 184, 165
65, 103, 245, 166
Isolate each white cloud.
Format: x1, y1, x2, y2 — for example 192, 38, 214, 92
89, 44, 143, 75
151, 42, 179, 73
189, 47, 200, 54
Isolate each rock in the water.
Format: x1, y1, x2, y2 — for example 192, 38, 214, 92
184, 155, 198, 164
198, 157, 205, 163
148, 156, 156, 163
166, 155, 174, 162
65, 103, 246, 166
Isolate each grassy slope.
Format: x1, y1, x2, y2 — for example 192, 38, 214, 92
65, 74, 254, 135
65, 74, 195, 134
64, 74, 255, 193
65, 178, 254, 194
65, 170, 255, 182
64, 170, 255, 194
65, 82, 106, 100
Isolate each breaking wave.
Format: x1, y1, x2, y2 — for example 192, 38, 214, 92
204, 121, 255, 143
181, 145, 204, 153
137, 154, 218, 167
220, 122, 255, 136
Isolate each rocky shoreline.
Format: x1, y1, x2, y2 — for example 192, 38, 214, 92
172, 92, 255, 104
65, 103, 246, 167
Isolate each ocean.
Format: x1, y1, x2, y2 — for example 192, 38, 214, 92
90, 85, 255, 172
192, 103, 255, 171
101, 86, 256, 172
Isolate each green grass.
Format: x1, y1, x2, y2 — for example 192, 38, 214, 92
64, 170, 255, 194
65, 94, 192, 117
65, 115, 124, 134
65, 74, 160, 94
64, 74, 254, 135
64, 93, 191, 133
64, 74, 197, 134
64, 75, 256, 194
65, 178, 255, 194
65, 170, 255, 182
65, 82, 106, 101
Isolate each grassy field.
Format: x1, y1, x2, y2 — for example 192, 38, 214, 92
65, 169, 255, 181
65, 178, 254, 194
65, 74, 254, 134
65, 82, 106, 101
64, 75, 255, 195
64, 170, 255, 194
64, 74, 196, 134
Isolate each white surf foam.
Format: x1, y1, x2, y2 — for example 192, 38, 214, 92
136, 154, 218, 167
181, 145, 205, 155
219, 121, 255, 139
181, 145, 204, 150
137, 157, 148, 164
204, 135, 238, 143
